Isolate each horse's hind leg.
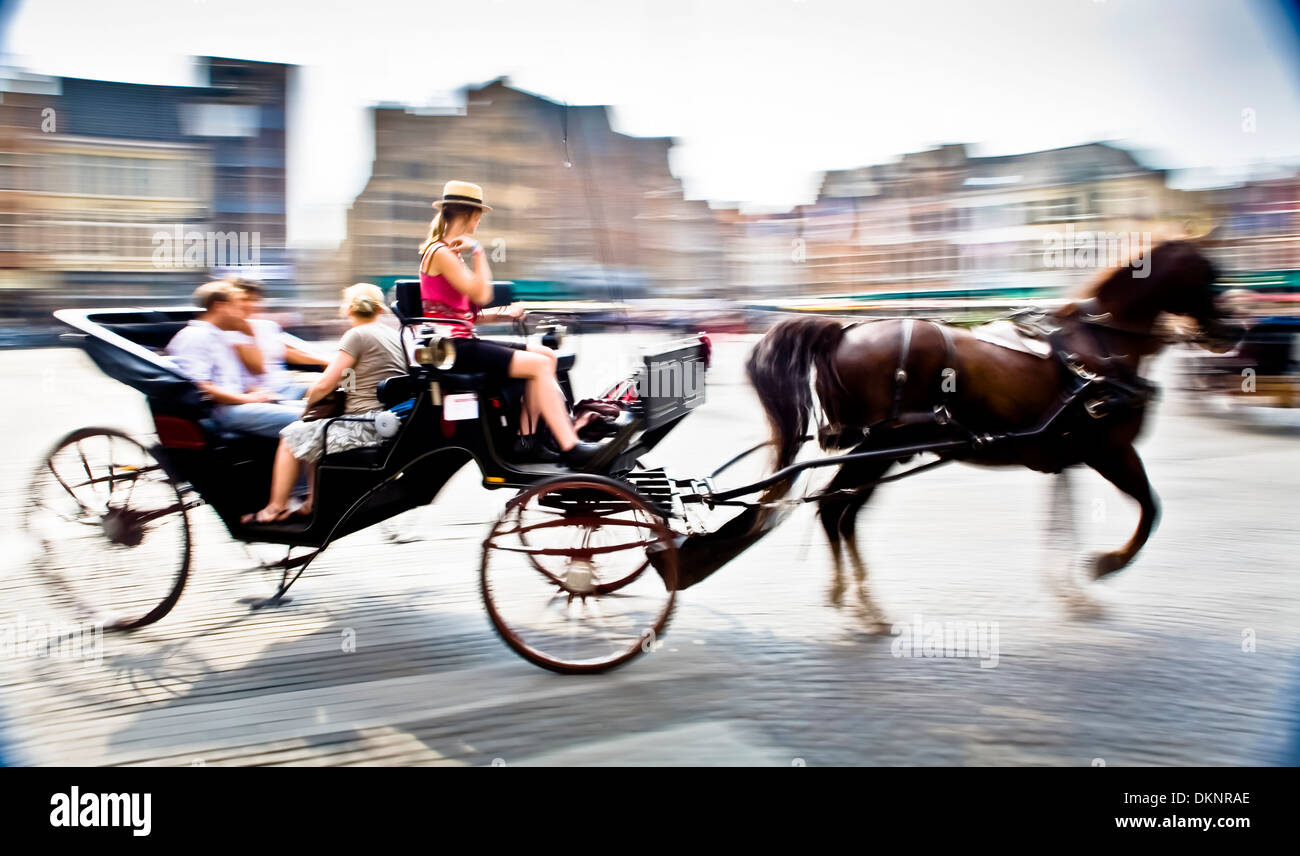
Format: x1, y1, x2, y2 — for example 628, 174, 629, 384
819, 501, 849, 607
842, 508, 891, 632
819, 457, 892, 629
1084, 443, 1159, 579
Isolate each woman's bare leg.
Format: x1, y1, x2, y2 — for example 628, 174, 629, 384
268, 441, 301, 511
244, 439, 301, 522
517, 344, 556, 436
509, 349, 578, 450
299, 466, 316, 515
526, 342, 558, 369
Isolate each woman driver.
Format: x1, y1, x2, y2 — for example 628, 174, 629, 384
419, 180, 603, 465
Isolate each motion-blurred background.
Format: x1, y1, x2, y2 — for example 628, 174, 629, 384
0, 0, 1298, 768
0, 0, 1297, 342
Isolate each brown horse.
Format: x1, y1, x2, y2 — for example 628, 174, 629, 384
745, 240, 1234, 627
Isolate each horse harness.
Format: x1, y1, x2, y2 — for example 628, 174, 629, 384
819, 309, 1156, 453
1045, 301, 1160, 420
777, 311, 1159, 512
888, 318, 960, 425
818, 318, 964, 448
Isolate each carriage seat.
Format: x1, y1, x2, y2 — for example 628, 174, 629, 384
422, 351, 575, 390
320, 443, 387, 468
152, 406, 267, 452
427, 349, 574, 432
104, 319, 190, 350
319, 376, 416, 468
377, 372, 420, 406
376, 368, 505, 407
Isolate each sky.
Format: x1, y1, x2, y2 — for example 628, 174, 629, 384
3, 0, 1299, 247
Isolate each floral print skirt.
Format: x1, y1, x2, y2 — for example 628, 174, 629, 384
280, 411, 385, 463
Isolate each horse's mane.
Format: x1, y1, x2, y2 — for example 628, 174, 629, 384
1073, 238, 1173, 302
1075, 262, 1132, 303
1067, 240, 1215, 323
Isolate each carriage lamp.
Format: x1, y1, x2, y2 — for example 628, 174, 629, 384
415, 335, 456, 370
538, 323, 567, 351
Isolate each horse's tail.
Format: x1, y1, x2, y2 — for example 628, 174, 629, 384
745, 317, 846, 499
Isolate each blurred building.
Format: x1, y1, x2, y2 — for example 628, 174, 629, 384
342, 79, 724, 299
0, 57, 290, 328
1195, 173, 1300, 289
713, 207, 804, 299
0, 51, 1293, 333
787, 142, 1198, 297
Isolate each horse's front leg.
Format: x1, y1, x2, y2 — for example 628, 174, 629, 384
1084, 443, 1160, 578
1042, 468, 1104, 615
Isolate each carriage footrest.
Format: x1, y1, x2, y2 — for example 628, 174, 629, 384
624, 467, 676, 518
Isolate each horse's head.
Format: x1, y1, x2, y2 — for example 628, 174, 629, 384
1152, 241, 1239, 352
1094, 240, 1237, 351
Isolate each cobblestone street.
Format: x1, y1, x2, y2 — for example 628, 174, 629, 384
1, 336, 1297, 766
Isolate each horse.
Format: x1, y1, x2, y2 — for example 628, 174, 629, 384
745, 240, 1236, 628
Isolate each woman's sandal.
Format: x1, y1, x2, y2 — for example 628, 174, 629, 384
240, 506, 293, 525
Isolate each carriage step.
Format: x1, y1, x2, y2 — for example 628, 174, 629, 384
625, 467, 676, 517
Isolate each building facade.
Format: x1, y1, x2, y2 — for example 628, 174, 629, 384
342, 79, 724, 299
0, 56, 290, 322
785, 142, 1199, 298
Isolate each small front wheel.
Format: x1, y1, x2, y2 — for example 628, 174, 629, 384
481, 475, 678, 674
22, 427, 192, 631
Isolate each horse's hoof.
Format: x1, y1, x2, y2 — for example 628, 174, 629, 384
827, 587, 846, 607
1061, 589, 1106, 619
859, 618, 893, 635
851, 604, 892, 634
1091, 551, 1128, 579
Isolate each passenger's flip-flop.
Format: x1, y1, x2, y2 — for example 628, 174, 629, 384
240, 507, 293, 525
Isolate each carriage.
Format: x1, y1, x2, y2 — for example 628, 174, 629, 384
25, 281, 711, 673
1182, 312, 1300, 416
26, 242, 1227, 673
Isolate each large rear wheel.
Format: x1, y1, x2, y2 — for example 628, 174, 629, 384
22, 427, 192, 631
481, 475, 678, 674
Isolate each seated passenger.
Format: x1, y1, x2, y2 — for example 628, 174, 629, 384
226, 277, 329, 400
420, 179, 603, 464
166, 281, 301, 438
242, 284, 407, 524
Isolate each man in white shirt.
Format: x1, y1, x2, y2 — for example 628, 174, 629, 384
165, 281, 302, 438
226, 278, 327, 399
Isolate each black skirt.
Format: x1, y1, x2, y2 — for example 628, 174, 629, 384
449, 336, 516, 385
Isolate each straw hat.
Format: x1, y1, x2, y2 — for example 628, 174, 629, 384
432, 180, 492, 211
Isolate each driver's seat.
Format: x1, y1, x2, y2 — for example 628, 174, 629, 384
389, 278, 575, 430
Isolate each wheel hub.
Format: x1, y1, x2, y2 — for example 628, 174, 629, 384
100, 507, 145, 547
562, 558, 596, 594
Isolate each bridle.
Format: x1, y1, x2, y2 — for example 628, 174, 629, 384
1070, 298, 1165, 343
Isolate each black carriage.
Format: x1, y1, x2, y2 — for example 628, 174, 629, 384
26, 281, 710, 673
1182, 313, 1300, 410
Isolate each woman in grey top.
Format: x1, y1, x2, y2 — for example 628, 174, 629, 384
243, 283, 406, 523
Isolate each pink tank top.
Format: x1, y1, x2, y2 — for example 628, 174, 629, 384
419, 242, 477, 339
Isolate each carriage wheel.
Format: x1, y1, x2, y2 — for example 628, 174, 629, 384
22, 427, 191, 631
481, 475, 679, 674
